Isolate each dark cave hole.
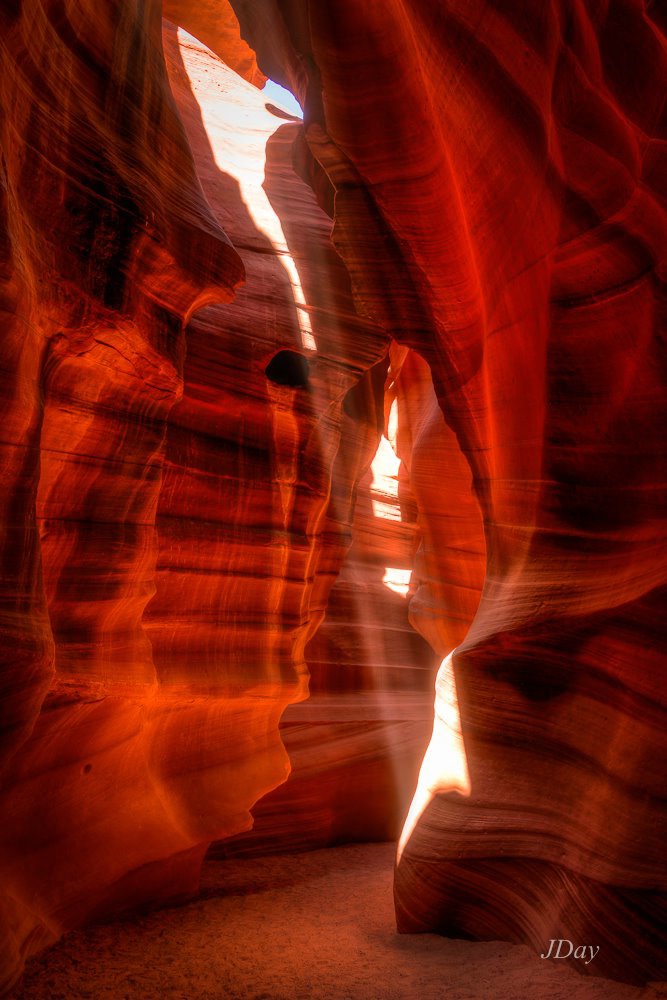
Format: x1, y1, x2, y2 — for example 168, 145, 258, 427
265, 350, 310, 388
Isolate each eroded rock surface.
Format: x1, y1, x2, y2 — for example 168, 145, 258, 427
230, 0, 667, 983
0, 10, 388, 990
1, 0, 666, 991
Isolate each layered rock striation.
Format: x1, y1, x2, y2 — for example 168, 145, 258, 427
0, 0, 665, 991
0, 7, 391, 989
230, 0, 667, 983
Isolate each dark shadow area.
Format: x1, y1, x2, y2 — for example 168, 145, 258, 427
265, 349, 310, 386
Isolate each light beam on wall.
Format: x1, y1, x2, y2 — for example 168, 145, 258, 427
178, 30, 315, 351
397, 651, 471, 861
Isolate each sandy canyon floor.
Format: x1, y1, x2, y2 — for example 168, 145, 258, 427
10, 844, 667, 1000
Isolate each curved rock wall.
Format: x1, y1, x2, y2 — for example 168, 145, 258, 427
0, 0, 240, 768
0, 4, 243, 986
230, 0, 667, 983
0, 4, 243, 983
0, 9, 389, 990
215, 370, 441, 857
0, 0, 665, 990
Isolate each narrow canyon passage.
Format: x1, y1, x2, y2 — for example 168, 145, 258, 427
1, 0, 665, 996
156, 24, 440, 854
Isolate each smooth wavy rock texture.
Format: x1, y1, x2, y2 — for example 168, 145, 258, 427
0, 7, 389, 991
0, 0, 665, 992
230, 0, 667, 985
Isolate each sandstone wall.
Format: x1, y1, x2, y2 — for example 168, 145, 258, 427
0, 9, 389, 989
231, 0, 667, 982
0, 0, 665, 988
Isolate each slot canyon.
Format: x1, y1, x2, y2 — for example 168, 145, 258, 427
0, 0, 665, 997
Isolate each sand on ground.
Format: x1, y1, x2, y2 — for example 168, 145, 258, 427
10, 844, 667, 1000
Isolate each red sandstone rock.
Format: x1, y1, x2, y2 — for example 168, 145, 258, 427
0, 12, 388, 991
230, 0, 667, 983
0, 4, 243, 985
1, 0, 666, 991
162, 0, 266, 86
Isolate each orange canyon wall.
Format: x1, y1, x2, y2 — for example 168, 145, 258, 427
230, 0, 667, 983
0, 0, 665, 989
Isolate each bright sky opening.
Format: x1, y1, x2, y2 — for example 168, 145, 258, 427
262, 79, 303, 118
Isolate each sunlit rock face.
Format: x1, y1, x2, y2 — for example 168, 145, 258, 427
149, 24, 394, 851
231, 0, 667, 984
215, 407, 441, 857
0, 6, 388, 990
1, 0, 665, 991
163, 0, 266, 86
